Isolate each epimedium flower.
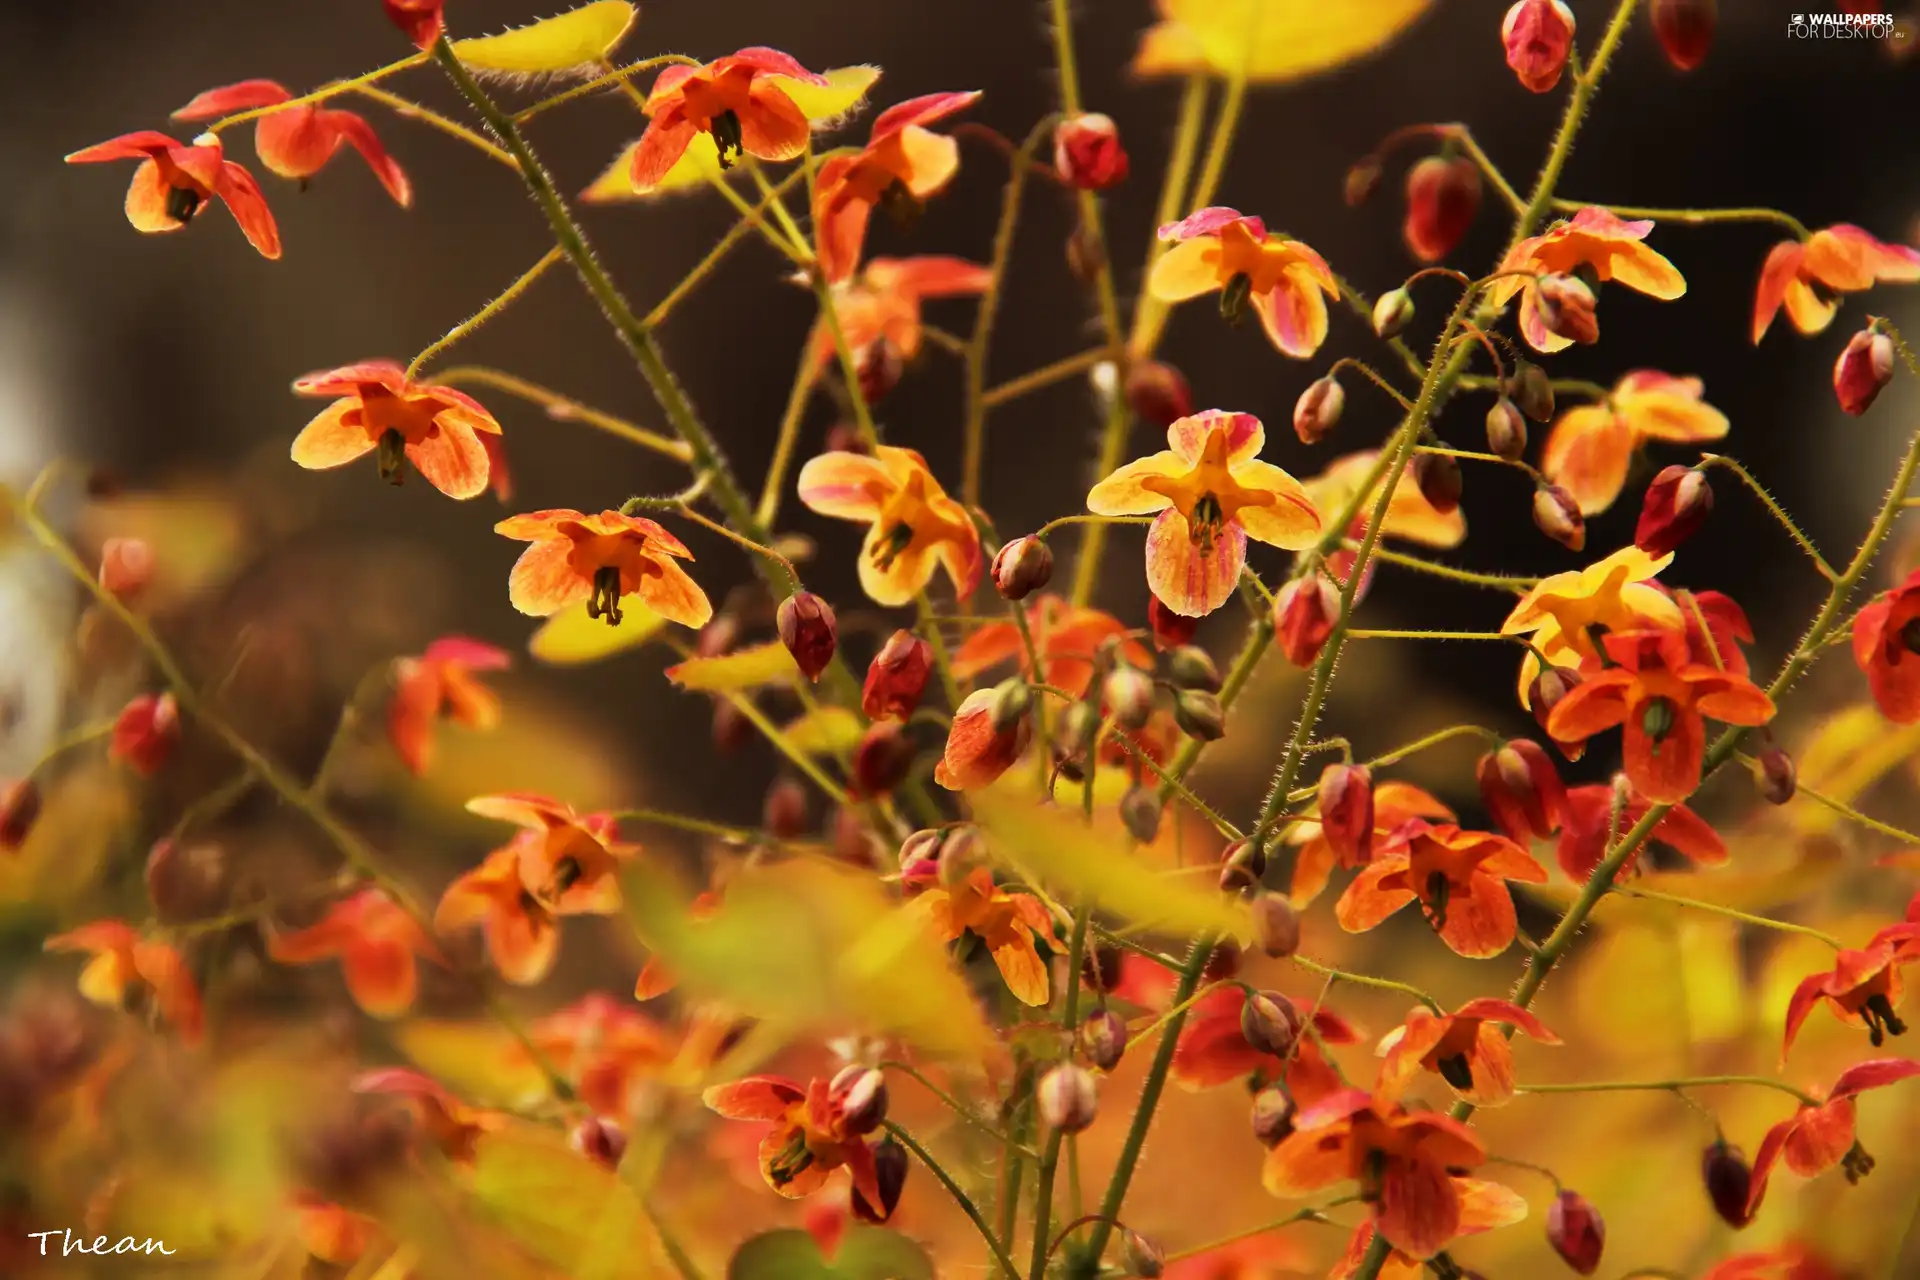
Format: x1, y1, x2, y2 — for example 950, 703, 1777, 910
1335, 819, 1549, 959
1546, 628, 1775, 804
1147, 207, 1340, 357
1752, 223, 1920, 343
291, 361, 504, 499
1850, 567, 1920, 722
1287, 781, 1455, 906
1488, 207, 1686, 353
463, 792, 639, 909
812, 91, 981, 283
383, 0, 445, 49
494, 509, 713, 629
1086, 409, 1321, 618
797, 444, 983, 606
172, 80, 411, 206
1169, 985, 1359, 1103
934, 688, 1032, 790
432, 838, 616, 987
1301, 449, 1468, 594
810, 255, 992, 375
1501, 545, 1682, 706
66, 130, 282, 259
43, 920, 203, 1045
1555, 780, 1726, 883
1264, 1087, 1487, 1260
1375, 999, 1561, 1106
1330, 1178, 1528, 1280
1540, 371, 1729, 516
914, 866, 1055, 1005
629, 48, 829, 189
951, 595, 1152, 699
1782, 923, 1920, 1057
267, 888, 443, 1018
704, 1074, 886, 1205
1746, 1058, 1920, 1218
530, 993, 684, 1117
388, 637, 509, 776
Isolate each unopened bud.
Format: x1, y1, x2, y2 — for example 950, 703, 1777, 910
1054, 112, 1129, 190
777, 592, 838, 682
1485, 397, 1528, 461
1203, 939, 1243, 982
1250, 1086, 1297, 1146
1532, 483, 1586, 551
852, 1134, 908, 1223
98, 537, 156, 599
1250, 892, 1301, 958
712, 698, 750, 753
992, 536, 1054, 601
1834, 325, 1896, 417
1166, 645, 1221, 693
829, 1064, 890, 1135
824, 421, 870, 455
1757, 746, 1796, 805
1216, 839, 1267, 895
936, 826, 984, 889
1292, 376, 1345, 445
1317, 763, 1376, 866
1412, 452, 1464, 515
1120, 1229, 1166, 1278
1065, 222, 1106, 284
1372, 287, 1416, 339
1036, 1063, 1098, 1134
1147, 596, 1198, 652
1477, 739, 1567, 843
1119, 787, 1162, 844
110, 693, 180, 777
1124, 360, 1194, 429
570, 1116, 628, 1170
0, 778, 42, 851
1701, 1141, 1753, 1229
898, 829, 944, 880
763, 776, 809, 839
1634, 465, 1713, 557
1546, 1189, 1605, 1275
1503, 0, 1577, 93
855, 337, 903, 404
1508, 360, 1556, 422
145, 838, 227, 922
1059, 702, 1102, 760
1535, 273, 1599, 344
1403, 154, 1482, 263
1344, 157, 1383, 208
1530, 666, 1586, 761
989, 678, 1032, 734
853, 722, 917, 796
1275, 573, 1342, 668
1239, 990, 1303, 1057
1650, 0, 1716, 71
1172, 689, 1225, 741
1103, 666, 1156, 732
1080, 1009, 1129, 1072
696, 614, 741, 659
863, 629, 933, 721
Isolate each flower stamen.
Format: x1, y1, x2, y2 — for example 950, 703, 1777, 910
587, 565, 625, 626
376, 428, 407, 486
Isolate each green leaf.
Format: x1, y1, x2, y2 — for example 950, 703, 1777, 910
452, 1, 638, 74
665, 640, 800, 692
528, 598, 666, 665
783, 706, 865, 755
729, 1228, 934, 1280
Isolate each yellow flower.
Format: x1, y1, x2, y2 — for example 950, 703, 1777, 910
1501, 546, 1680, 704
798, 445, 982, 606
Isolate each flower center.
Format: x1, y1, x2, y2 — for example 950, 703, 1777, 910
765, 1128, 816, 1188
709, 108, 744, 169
165, 184, 203, 225
870, 522, 915, 573
878, 178, 922, 229
1640, 696, 1677, 752
1436, 1053, 1475, 1091
1138, 428, 1272, 552
1219, 271, 1253, 324
1899, 617, 1920, 657
587, 564, 626, 626
376, 428, 407, 486
1862, 991, 1908, 1047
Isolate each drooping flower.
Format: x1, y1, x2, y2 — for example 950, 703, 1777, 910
1488, 207, 1686, 353
383, 0, 445, 49
66, 131, 282, 258
1501, 545, 1682, 705
291, 362, 503, 499
933, 688, 1032, 790
951, 595, 1151, 698
463, 793, 639, 909
1287, 782, 1454, 906
810, 255, 992, 374
267, 888, 441, 1018
1834, 324, 1897, 416
1330, 1178, 1528, 1280
1540, 371, 1729, 516
812, 91, 980, 282
1375, 998, 1560, 1106
705, 1074, 886, 1204
1752, 224, 1920, 343
1781, 923, 1920, 1057
1087, 410, 1321, 617
862, 629, 934, 720
1169, 985, 1359, 1105
433, 835, 617, 987
1555, 781, 1726, 883
173, 80, 411, 205
1264, 1087, 1487, 1260
351, 1067, 504, 1165
1403, 154, 1481, 263
914, 866, 1055, 1005
1147, 208, 1340, 357
1746, 1058, 1920, 1216
629, 49, 829, 189
1851, 567, 1920, 722
798, 444, 982, 606
494, 509, 712, 628
44, 920, 203, 1044
1546, 628, 1775, 803
1635, 465, 1715, 557
388, 637, 509, 775
1335, 820, 1548, 958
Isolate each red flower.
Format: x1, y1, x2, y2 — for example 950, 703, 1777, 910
173, 80, 411, 205
1169, 985, 1358, 1104
66, 131, 281, 259
1634, 465, 1714, 557
1316, 764, 1374, 866
1752, 224, 1920, 343
1288, 782, 1454, 906
933, 689, 1033, 791
862, 629, 933, 720
916, 867, 1055, 1005
464, 793, 639, 909
1476, 739, 1567, 844
1747, 1058, 1920, 1216
952, 595, 1150, 699
810, 255, 993, 374
291, 361, 503, 499
1503, 0, 1577, 92
813, 91, 980, 282
351, 1067, 503, 1165
1782, 923, 1920, 1057
1376, 998, 1560, 1106
1329, 1178, 1528, 1279
388, 637, 509, 775
1274, 572, 1342, 668
1402, 155, 1480, 263
1335, 820, 1548, 958
44, 920, 203, 1044
269, 889, 443, 1017
630, 49, 828, 189
531, 994, 690, 1117
1555, 781, 1726, 883
1851, 567, 1920, 722
1659, 585, 1754, 677
494, 509, 712, 629
111, 693, 180, 776
1833, 325, 1896, 416
433, 829, 617, 987
1054, 113, 1129, 191
383, 0, 445, 50
705, 1074, 886, 1204
1489, 208, 1685, 354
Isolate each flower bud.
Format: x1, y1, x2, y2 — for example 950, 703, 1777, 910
1054, 113, 1129, 190
992, 536, 1054, 601
862, 629, 933, 721
1412, 452, 1464, 515
1239, 990, 1303, 1057
1037, 1063, 1098, 1134
1276, 573, 1342, 668
989, 678, 1032, 734
1147, 596, 1197, 653
898, 829, 944, 880
1633, 465, 1714, 557
853, 722, 916, 797
569, 1116, 628, 1170
1292, 376, 1345, 445
1485, 396, 1528, 461
1535, 273, 1599, 344
936, 826, 985, 888
1403, 155, 1481, 263
1344, 157, 1383, 207
1757, 746, 1796, 805
1503, 0, 1576, 93
1650, 0, 1716, 71
1476, 740, 1567, 843
1532, 483, 1586, 551
0, 778, 42, 851
1166, 646, 1221, 693
1318, 763, 1376, 865
1217, 838, 1268, 895
1104, 665, 1156, 732
1065, 221, 1106, 284
1250, 892, 1302, 958
1080, 1009, 1129, 1071
1508, 360, 1556, 422
1372, 288, 1416, 339
936, 692, 1031, 790
833, 806, 882, 868
1546, 1189, 1605, 1275
763, 776, 809, 839
1203, 938, 1243, 982
98, 537, 156, 599
1124, 359, 1193, 429
1083, 944, 1124, 995
1529, 666, 1587, 762
145, 838, 227, 922
1119, 787, 1162, 844
1120, 1229, 1165, 1278
855, 337, 903, 404
1701, 1141, 1753, 1228
828, 1064, 890, 1136
1172, 689, 1225, 742
1250, 1086, 1297, 1146
1058, 702, 1102, 763
712, 698, 750, 753
696, 614, 741, 659
824, 421, 870, 455
777, 592, 838, 682
111, 693, 180, 777
852, 1134, 908, 1223
1834, 325, 1896, 417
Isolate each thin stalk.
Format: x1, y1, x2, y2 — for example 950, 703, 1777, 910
643, 165, 812, 329
407, 247, 563, 379
427, 367, 691, 461
982, 349, 1108, 410
1517, 1075, 1819, 1106
1698, 453, 1836, 580
346, 85, 516, 167
207, 54, 426, 131
1617, 886, 1844, 949
1125, 73, 1209, 358
512, 54, 701, 123
884, 1121, 1021, 1278
755, 354, 821, 527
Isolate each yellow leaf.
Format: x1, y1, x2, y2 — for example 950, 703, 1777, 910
1791, 702, 1920, 836
452, 2, 638, 75
665, 640, 799, 692
469, 1124, 656, 1274
529, 598, 666, 665
776, 64, 882, 128
783, 706, 865, 755
969, 790, 1247, 939
394, 1020, 552, 1109
1134, 0, 1433, 83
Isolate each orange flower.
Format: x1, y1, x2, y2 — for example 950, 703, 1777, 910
1335, 820, 1548, 958
351, 1066, 504, 1165
813, 91, 980, 282
66, 130, 281, 258
811, 255, 992, 372
388, 636, 509, 775
1781, 923, 1920, 1057
1330, 1178, 1528, 1279
1746, 1058, 1920, 1217
1488, 206, 1685, 352
44, 920, 203, 1044
1540, 371, 1729, 516
1148, 207, 1339, 357
291, 361, 502, 499
797, 444, 982, 605
951, 595, 1152, 698
1286, 781, 1454, 907
933, 688, 1034, 790
916, 866, 1055, 1005
1164, 1234, 1313, 1280
1169, 985, 1359, 1104
494, 509, 712, 628
530, 993, 686, 1117
1263, 1087, 1487, 1260
1702, 1243, 1844, 1280
268, 888, 441, 1018
705, 1074, 885, 1204
383, 0, 444, 50
1751, 223, 1920, 343
173, 80, 411, 205
1546, 628, 1775, 804
1087, 410, 1321, 618
1501, 545, 1682, 705
630, 48, 828, 189
1851, 567, 1920, 723
464, 792, 639, 909
1555, 781, 1725, 884
1375, 999, 1560, 1106
433, 840, 609, 987
295, 1194, 379, 1266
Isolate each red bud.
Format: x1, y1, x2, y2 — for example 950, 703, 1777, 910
855, 338, 903, 404
852, 722, 917, 797
1293, 376, 1345, 444
1634, 465, 1714, 556
1535, 273, 1599, 344
1317, 764, 1375, 865
862, 629, 933, 721
777, 592, 838, 681
992, 536, 1054, 601
0, 778, 41, 851
851, 1134, 907, 1223
1532, 483, 1586, 551
111, 693, 180, 776
1250, 1086, 1297, 1146
828, 1064, 890, 1135
1403, 155, 1481, 263
98, 537, 156, 599
1103, 665, 1156, 731
1702, 1141, 1754, 1228
569, 1116, 628, 1170
1371, 288, 1415, 339
1546, 1189, 1605, 1275
1529, 666, 1587, 762
763, 776, 808, 839
1650, 0, 1716, 71
1412, 452, 1464, 515
1485, 396, 1528, 461
1275, 573, 1341, 668
1834, 326, 1896, 416
1757, 746, 1796, 805
1124, 359, 1193, 429
1080, 1009, 1129, 1071
1147, 596, 1198, 652
1509, 360, 1556, 422
1239, 990, 1303, 1057
1503, 0, 1577, 93
1477, 739, 1567, 843
1249, 892, 1301, 958
1054, 113, 1129, 190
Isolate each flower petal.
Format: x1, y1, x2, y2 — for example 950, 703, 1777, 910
1376, 1157, 1460, 1260
632, 556, 715, 629
1335, 858, 1415, 934
406, 425, 491, 500
1622, 698, 1706, 804
341, 939, 418, 1018
992, 938, 1050, 1006
857, 525, 937, 608
705, 1075, 806, 1120
1145, 237, 1222, 302
1541, 405, 1633, 516
1233, 461, 1325, 550
507, 540, 589, 617
291, 400, 377, 470
798, 451, 892, 521
741, 81, 811, 163
1169, 410, 1263, 464
1087, 453, 1183, 516
1751, 241, 1803, 343
1144, 507, 1245, 618
212, 161, 283, 259
1253, 272, 1330, 358
629, 118, 699, 192
1437, 871, 1517, 959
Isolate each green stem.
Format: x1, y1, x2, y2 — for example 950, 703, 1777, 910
1363, 545, 1539, 593
406, 246, 562, 379
755, 354, 820, 528
1027, 900, 1092, 1279
427, 366, 691, 461
1290, 956, 1440, 1012
1518, 1075, 1819, 1106
1618, 886, 1844, 949
884, 1121, 1021, 1278
982, 349, 1105, 409
1697, 453, 1836, 580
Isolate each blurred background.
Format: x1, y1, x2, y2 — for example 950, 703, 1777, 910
0, 0, 1918, 1276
